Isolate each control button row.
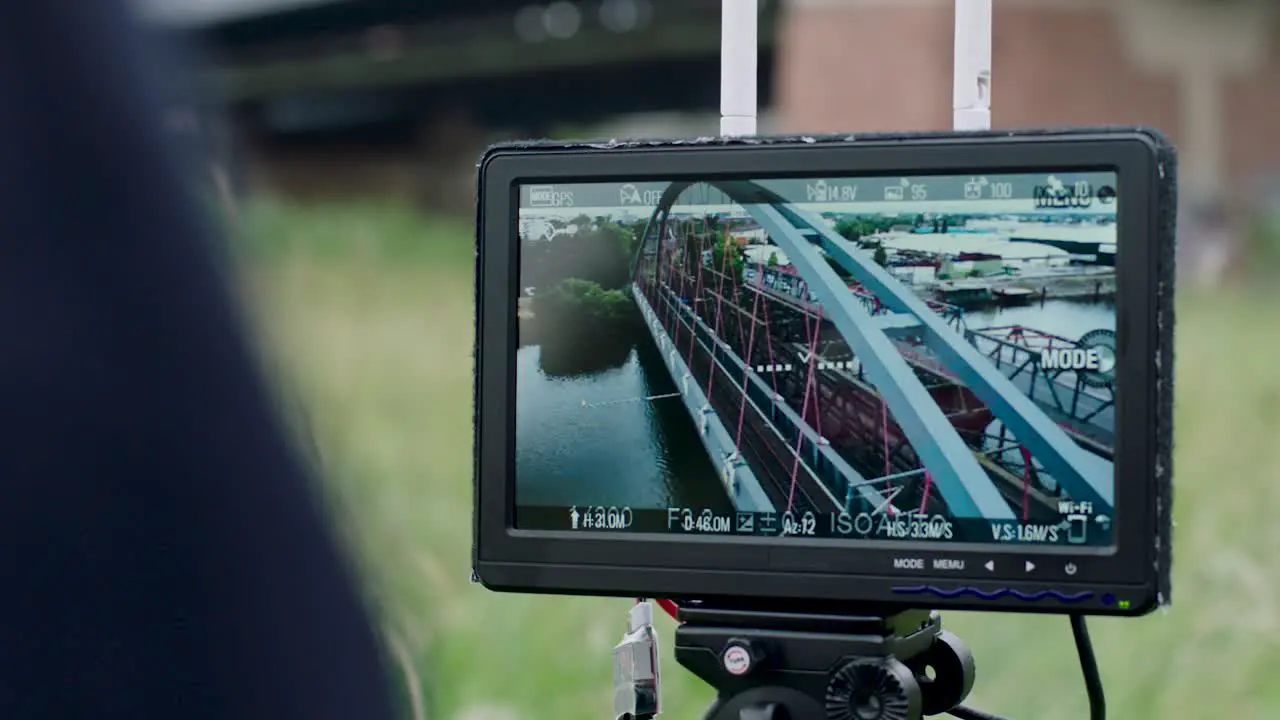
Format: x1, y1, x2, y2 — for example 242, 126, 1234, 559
891, 585, 1094, 604
891, 558, 1081, 575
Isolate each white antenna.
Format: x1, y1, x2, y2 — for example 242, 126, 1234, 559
952, 0, 993, 131
719, 0, 758, 137
718, 0, 989, 135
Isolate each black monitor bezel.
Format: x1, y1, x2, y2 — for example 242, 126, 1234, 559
474, 130, 1171, 616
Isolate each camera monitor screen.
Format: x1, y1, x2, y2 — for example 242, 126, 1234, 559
516, 173, 1118, 547
477, 131, 1174, 615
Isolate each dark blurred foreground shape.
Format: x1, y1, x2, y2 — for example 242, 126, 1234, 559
0, 2, 396, 717
157, 0, 1278, 284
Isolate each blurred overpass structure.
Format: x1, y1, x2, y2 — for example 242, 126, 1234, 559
146, 0, 779, 206
157, 0, 1279, 254
155, 0, 778, 133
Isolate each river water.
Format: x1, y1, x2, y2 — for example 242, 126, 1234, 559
963, 296, 1115, 341
515, 295, 1114, 511
515, 330, 732, 512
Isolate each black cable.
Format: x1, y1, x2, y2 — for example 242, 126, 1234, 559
948, 705, 1010, 720
948, 615, 1105, 720
1070, 615, 1106, 720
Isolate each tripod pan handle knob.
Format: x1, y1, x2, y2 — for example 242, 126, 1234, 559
721, 638, 766, 677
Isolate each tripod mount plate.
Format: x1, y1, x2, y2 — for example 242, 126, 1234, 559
673, 603, 975, 720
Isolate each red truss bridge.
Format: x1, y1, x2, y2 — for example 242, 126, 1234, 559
628, 181, 1115, 524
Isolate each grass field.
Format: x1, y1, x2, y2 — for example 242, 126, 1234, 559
237, 199, 1280, 720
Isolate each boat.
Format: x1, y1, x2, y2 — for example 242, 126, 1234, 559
992, 286, 1037, 305
934, 280, 992, 306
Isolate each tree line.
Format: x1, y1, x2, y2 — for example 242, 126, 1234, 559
520, 214, 645, 327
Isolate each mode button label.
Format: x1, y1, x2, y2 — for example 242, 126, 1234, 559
892, 557, 925, 570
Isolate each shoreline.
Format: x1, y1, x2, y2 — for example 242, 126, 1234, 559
926, 269, 1116, 302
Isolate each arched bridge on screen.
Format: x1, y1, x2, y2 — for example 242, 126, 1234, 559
628, 180, 1116, 525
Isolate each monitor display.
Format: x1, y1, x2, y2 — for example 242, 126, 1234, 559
514, 172, 1117, 548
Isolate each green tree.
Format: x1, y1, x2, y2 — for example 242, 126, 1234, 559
709, 233, 745, 278
522, 220, 638, 291
601, 221, 638, 260
834, 216, 900, 246
767, 251, 779, 267
537, 278, 633, 324
834, 218, 862, 242
873, 246, 889, 267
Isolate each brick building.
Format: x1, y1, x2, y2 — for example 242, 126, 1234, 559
775, 0, 1279, 208
775, 0, 1279, 281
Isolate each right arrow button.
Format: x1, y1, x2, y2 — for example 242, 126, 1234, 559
1025, 560, 1036, 572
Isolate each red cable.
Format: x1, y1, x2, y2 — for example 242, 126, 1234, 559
786, 304, 824, 514
1018, 444, 1034, 523
675, 224, 692, 352
732, 249, 747, 356
734, 263, 765, 449
918, 470, 934, 514
882, 397, 892, 488
758, 275, 781, 396
657, 226, 672, 328
722, 244, 750, 359
706, 226, 732, 398
687, 241, 706, 369
802, 310, 824, 439
732, 257, 778, 394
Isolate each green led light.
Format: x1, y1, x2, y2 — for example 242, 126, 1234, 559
1117, 600, 1131, 609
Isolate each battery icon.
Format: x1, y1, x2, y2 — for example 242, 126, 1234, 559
1067, 514, 1088, 544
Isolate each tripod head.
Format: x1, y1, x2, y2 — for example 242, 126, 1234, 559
676, 603, 973, 720
613, 599, 1104, 720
